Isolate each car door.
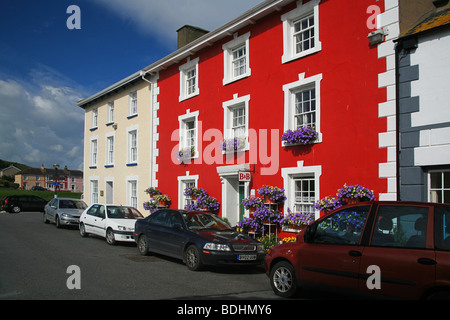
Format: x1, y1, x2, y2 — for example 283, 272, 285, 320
359, 204, 435, 299
94, 205, 107, 237
298, 205, 372, 292
161, 211, 187, 258
434, 205, 450, 294
82, 205, 101, 235
143, 210, 169, 254
47, 199, 57, 222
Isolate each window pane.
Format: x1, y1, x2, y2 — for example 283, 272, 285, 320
431, 172, 442, 188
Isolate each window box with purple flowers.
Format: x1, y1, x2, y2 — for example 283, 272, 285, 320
220, 137, 247, 153
281, 126, 318, 146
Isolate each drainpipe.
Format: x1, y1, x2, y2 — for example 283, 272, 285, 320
140, 70, 155, 189
395, 41, 401, 201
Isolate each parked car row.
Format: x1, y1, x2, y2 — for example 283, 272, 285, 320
1, 195, 48, 213
265, 201, 450, 300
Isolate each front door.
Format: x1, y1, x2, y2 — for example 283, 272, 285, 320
239, 183, 245, 222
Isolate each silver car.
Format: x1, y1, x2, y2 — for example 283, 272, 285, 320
43, 197, 87, 228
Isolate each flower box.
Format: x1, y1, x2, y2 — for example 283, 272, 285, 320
220, 137, 246, 152
281, 126, 318, 146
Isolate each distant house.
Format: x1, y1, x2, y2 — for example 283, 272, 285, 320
14, 166, 83, 192
0, 166, 21, 178
396, 2, 450, 203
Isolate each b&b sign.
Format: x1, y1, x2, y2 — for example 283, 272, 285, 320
239, 172, 251, 182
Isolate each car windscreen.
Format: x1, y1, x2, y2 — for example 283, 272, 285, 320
59, 200, 87, 209
107, 206, 144, 219
182, 212, 231, 231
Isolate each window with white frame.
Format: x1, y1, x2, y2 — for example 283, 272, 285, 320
223, 94, 250, 152
128, 180, 138, 208
179, 57, 199, 101
283, 73, 322, 144
90, 137, 98, 167
281, 0, 321, 64
178, 111, 199, 159
90, 179, 99, 204
429, 170, 450, 204
178, 173, 199, 209
129, 91, 137, 116
92, 108, 98, 128
127, 126, 138, 165
105, 134, 114, 166
107, 101, 114, 124
223, 32, 251, 85
282, 161, 321, 220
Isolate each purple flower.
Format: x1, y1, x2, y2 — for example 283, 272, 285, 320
281, 126, 318, 145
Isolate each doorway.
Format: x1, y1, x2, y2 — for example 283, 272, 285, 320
105, 181, 114, 204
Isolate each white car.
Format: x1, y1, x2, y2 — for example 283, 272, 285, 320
79, 204, 144, 245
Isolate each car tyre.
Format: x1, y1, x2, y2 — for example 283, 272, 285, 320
138, 235, 149, 256
11, 206, 21, 213
185, 245, 203, 271
43, 212, 49, 224
270, 261, 297, 298
106, 228, 116, 245
79, 223, 89, 237
55, 216, 62, 228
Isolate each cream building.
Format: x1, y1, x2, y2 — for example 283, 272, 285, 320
78, 73, 159, 213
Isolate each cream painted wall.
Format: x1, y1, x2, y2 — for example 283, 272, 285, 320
83, 80, 153, 215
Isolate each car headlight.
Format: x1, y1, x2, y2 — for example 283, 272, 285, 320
117, 226, 126, 231
203, 243, 231, 251
62, 213, 69, 218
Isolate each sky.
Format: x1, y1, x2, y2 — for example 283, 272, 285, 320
0, 0, 263, 171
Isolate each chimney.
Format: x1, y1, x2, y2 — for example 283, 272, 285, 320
177, 25, 209, 49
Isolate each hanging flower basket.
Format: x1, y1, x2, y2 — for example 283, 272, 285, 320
176, 146, 196, 162
257, 185, 287, 203
337, 184, 376, 203
280, 208, 315, 231
219, 137, 246, 152
153, 194, 171, 207
241, 197, 264, 212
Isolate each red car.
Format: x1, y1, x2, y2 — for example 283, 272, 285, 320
265, 201, 450, 299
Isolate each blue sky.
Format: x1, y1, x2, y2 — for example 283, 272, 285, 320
0, 0, 262, 171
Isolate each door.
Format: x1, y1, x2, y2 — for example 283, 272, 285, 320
359, 204, 435, 299
162, 211, 186, 258
105, 181, 113, 204
239, 183, 245, 222
298, 205, 371, 291
144, 210, 169, 254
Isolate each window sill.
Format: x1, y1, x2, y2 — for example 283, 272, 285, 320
89, 166, 97, 169
104, 164, 114, 168
282, 45, 322, 64
127, 114, 138, 119
89, 127, 98, 132
222, 71, 251, 86
179, 91, 199, 102
126, 163, 138, 167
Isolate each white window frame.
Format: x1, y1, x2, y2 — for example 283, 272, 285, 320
428, 169, 450, 203
179, 57, 199, 101
90, 136, 98, 167
89, 177, 99, 204
178, 110, 199, 159
282, 161, 322, 221
283, 73, 322, 146
222, 32, 251, 85
129, 91, 137, 117
126, 176, 139, 208
281, 0, 321, 64
127, 125, 138, 165
177, 172, 199, 209
107, 101, 114, 124
105, 133, 115, 166
222, 94, 250, 153
92, 108, 98, 129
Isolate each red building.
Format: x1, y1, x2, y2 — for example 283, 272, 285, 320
146, 0, 390, 231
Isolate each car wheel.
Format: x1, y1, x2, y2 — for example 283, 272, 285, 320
55, 216, 61, 228
106, 228, 116, 245
138, 235, 149, 256
43, 212, 49, 224
11, 206, 21, 213
270, 261, 297, 298
79, 223, 89, 237
185, 245, 203, 271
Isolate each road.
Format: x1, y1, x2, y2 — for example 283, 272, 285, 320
0, 211, 280, 300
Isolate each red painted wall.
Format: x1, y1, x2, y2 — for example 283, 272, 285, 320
156, 0, 387, 215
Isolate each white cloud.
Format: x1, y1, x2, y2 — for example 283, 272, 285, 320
93, 0, 263, 43
0, 72, 85, 170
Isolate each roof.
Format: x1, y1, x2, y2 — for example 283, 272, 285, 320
400, 6, 450, 38
16, 167, 83, 177
77, 0, 295, 108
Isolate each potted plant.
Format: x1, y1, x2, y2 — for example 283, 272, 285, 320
176, 146, 196, 162
219, 137, 246, 152
257, 185, 287, 203
336, 184, 376, 204
153, 194, 171, 207
197, 195, 220, 213
280, 208, 315, 231
281, 126, 318, 145
313, 196, 344, 214
144, 187, 161, 199
253, 206, 282, 224
241, 197, 264, 214
183, 187, 207, 201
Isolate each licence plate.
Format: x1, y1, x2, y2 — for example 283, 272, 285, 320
238, 254, 257, 261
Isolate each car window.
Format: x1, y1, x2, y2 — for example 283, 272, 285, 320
311, 206, 370, 245
107, 206, 143, 219
434, 206, 450, 251
167, 211, 183, 228
87, 205, 100, 216
147, 210, 169, 226
97, 205, 105, 218
370, 205, 429, 248
59, 200, 87, 209
49, 199, 56, 207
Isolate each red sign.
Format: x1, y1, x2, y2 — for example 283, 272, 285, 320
239, 172, 251, 182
